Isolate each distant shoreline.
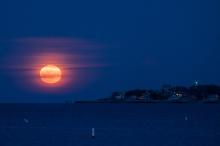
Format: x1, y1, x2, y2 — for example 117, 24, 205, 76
75, 84, 220, 104
74, 100, 220, 104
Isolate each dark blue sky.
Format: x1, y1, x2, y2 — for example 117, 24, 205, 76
0, 0, 219, 102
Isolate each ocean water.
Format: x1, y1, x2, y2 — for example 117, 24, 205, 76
0, 103, 220, 146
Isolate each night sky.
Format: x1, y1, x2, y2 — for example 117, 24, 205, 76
0, 0, 219, 102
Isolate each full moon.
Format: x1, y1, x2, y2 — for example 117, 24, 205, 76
40, 65, 62, 84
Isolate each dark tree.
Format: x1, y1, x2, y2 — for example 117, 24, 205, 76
189, 85, 220, 100
125, 89, 146, 98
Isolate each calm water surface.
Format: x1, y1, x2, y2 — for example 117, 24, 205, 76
0, 103, 220, 146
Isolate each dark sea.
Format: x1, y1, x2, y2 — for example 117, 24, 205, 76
0, 103, 220, 146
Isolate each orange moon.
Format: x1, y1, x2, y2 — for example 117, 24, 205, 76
40, 65, 62, 84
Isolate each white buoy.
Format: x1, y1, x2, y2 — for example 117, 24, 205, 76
91, 128, 95, 138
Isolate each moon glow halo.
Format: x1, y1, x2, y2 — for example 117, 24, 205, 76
40, 65, 62, 84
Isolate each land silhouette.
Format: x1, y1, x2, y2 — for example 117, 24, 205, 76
75, 84, 220, 103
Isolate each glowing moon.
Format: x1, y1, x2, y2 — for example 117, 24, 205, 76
40, 65, 62, 84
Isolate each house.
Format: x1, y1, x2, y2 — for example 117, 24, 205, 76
111, 91, 125, 100
125, 95, 139, 102
203, 94, 219, 103
168, 93, 182, 102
